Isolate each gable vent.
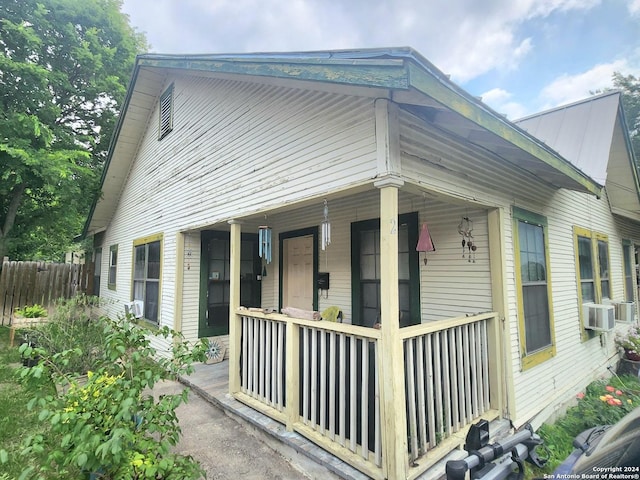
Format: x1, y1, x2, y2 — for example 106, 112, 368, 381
158, 83, 174, 140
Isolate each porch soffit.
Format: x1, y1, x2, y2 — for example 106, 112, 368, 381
404, 64, 602, 196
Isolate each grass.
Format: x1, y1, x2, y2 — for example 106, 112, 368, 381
0, 326, 45, 478
528, 372, 640, 477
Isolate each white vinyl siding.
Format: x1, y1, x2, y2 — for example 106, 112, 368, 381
256, 190, 492, 325
96, 68, 640, 431
96, 75, 377, 336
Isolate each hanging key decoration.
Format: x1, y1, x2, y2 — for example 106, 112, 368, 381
457, 216, 476, 262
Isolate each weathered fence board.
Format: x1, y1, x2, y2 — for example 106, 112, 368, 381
0, 260, 93, 326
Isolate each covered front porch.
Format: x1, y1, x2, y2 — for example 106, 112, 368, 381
191, 180, 509, 479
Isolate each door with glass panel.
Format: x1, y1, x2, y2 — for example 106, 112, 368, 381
199, 231, 261, 337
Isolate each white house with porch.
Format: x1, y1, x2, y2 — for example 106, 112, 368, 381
83, 48, 640, 479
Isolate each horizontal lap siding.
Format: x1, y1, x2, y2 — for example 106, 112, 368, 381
98, 74, 377, 330
508, 189, 640, 426
258, 190, 492, 323
398, 108, 640, 426
418, 203, 492, 320
181, 232, 201, 342
399, 110, 553, 205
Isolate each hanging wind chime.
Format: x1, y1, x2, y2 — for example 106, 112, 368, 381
457, 216, 477, 263
321, 200, 331, 251
416, 222, 436, 265
258, 224, 272, 276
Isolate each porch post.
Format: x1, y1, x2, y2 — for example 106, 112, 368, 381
228, 220, 242, 394
376, 177, 409, 479
488, 208, 513, 418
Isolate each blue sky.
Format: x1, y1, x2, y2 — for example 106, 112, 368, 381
121, 0, 640, 119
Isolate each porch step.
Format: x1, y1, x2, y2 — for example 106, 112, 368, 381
179, 373, 368, 480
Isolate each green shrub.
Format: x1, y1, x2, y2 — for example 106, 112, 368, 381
15, 316, 208, 479
27, 295, 107, 374
15, 304, 47, 318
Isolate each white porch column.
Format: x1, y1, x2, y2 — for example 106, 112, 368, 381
376, 177, 409, 480
228, 220, 242, 394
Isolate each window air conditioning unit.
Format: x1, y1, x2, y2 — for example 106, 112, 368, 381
582, 303, 615, 331
124, 300, 144, 319
613, 301, 635, 323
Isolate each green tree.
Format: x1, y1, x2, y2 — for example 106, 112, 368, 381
613, 72, 640, 159
0, 0, 146, 261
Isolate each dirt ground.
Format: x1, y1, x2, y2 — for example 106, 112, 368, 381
153, 380, 311, 480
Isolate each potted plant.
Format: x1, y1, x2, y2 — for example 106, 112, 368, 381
615, 325, 640, 361
10, 304, 48, 349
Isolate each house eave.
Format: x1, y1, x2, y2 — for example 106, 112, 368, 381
82, 48, 604, 238
405, 62, 602, 197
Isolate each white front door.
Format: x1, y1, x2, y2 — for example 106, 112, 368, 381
283, 235, 314, 310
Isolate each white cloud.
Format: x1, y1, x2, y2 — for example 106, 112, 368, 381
628, 0, 640, 15
480, 88, 528, 119
121, 0, 602, 82
537, 60, 631, 109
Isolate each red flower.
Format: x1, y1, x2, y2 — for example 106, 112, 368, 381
616, 390, 623, 396
576, 392, 585, 399
605, 385, 615, 392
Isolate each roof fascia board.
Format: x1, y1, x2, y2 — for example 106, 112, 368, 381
406, 62, 602, 197
137, 57, 409, 90
81, 61, 143, 238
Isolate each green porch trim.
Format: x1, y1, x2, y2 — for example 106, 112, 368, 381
512, 206, 548, 227
407, 63, 602, 197
198, 230, 261, 338
350, 211, 420, 327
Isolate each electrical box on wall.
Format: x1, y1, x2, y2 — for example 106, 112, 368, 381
318, 272, 330, 290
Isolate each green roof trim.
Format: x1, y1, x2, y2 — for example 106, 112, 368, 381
406, 63, 602, 197
137, 57, 410, 89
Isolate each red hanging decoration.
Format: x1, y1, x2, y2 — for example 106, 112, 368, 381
416, 223, 436, 252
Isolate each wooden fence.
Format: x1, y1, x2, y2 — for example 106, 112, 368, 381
0, 260, 93, 326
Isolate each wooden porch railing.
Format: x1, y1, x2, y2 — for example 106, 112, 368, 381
231, 310, 501, 479
401, 312, 500, 477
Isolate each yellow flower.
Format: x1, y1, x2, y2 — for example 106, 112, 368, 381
600, 395, 607, 402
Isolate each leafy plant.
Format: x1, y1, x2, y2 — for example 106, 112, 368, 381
531, 374, 640, 476
15, 304, 47, 318
0, 327, 43, 479
16, 316, 208, 479
25, 295, 106, 374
